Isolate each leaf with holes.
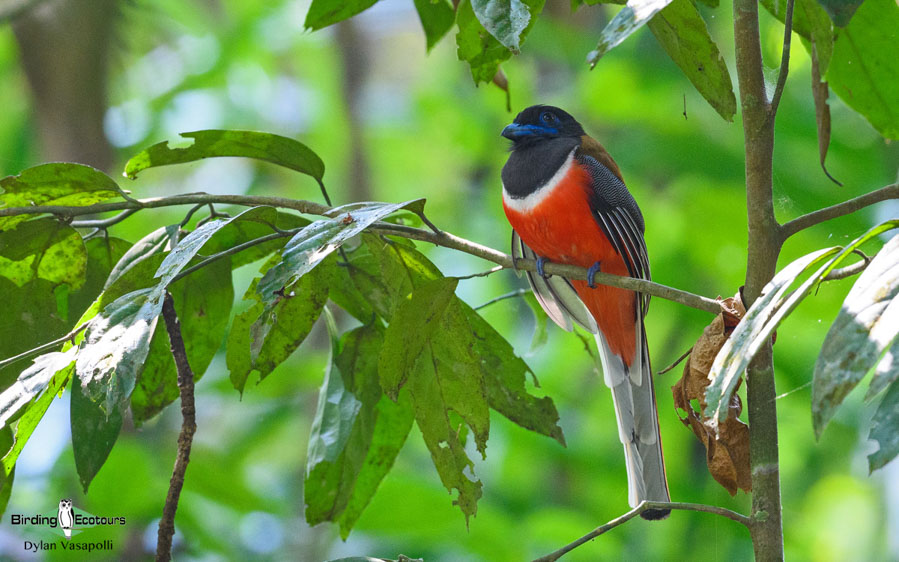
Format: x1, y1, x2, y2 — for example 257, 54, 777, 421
0, 218, 86, 289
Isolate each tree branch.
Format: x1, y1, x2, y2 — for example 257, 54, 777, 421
156, 293, 197, 562
767, 0, 795, 121
533, 501, 751, 562
0, 194, 723, 315
781, 183, 899, 240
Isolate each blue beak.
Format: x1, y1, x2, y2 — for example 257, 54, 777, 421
501, 123, 557, 140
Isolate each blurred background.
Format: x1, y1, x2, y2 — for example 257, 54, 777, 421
0, 0, 897, 560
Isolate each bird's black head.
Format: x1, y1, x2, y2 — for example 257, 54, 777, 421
501, 105, 585, 148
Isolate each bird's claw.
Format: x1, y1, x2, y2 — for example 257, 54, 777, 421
536, 257, 551, 279
587, 261, 602, 288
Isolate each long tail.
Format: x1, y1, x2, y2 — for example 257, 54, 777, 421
594, 320, 670, 520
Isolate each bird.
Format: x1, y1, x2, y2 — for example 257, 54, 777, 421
57, 498, 74, 539
500, 105, 670, 520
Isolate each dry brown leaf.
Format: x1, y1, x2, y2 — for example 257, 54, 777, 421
672, 294, 751, 495
811, 39, 842, 187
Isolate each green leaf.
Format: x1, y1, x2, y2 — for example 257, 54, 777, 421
813, 232, 899, 435
705, 247, 842, 425
816, 0, 866, 26
461, 302, 565, 444
303, 0, 379, 30
200, 210, 310, 270
0, 427, 13, 518
67, 237, 132, 326
0, 348, 77, 429
472, 0, 533, 53
1, 358, 73, 479
407, 344, 483, 523
0, 163, 124, 231
305, 323, 415, 537
227, 259, 331, 394
0, 218, 87, 289
75, 287, 165, 416
105, 226, 177, 289
378, 277, 459, 399
647, 0, 736, 121
255, 200, 425, 304
826, 0, 899, 139
707, 221, 899, 426
868, 378, 899, 471
124, 130, 325, 183
71, 373, 123, 493
587, 0, 675, 66
456, 0, 545, 83
131, 258, 233, 424
0, 278, 67, 389
761, 0, 834, 73
413, 0, 456, 51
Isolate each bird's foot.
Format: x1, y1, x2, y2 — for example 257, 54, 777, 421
587, 261, 602, 288
536, 257, 551, 279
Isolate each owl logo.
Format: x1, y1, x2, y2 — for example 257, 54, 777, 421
57, 499, 73, 540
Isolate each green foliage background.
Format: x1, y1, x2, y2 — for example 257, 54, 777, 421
0, 0, 897, 560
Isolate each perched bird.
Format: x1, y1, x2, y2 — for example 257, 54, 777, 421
500, 105, 670, 519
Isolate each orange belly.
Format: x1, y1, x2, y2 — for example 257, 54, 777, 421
503, 163, 638, 365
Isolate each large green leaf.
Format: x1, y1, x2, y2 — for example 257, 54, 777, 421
472, 0, 534, 52
0, 218, 87, 289
813, 232, 899, 436
227, 258, 331, 394
131, 258, 233, 423
255, 200, 425, 305
413, 0, 456, 51
826, 0, 899, 139
378, 277, 459, 398
303, 0, 379, 31
761, 0, 834, 73
587, 0, 675, 67
304, 328, 415, 538
67, 237, 132, 325
456, 0, 545, 83
868, 378, 899, 471
124, 130, 325, 183
647, 0, 736, 121
74, 287, 164, 416
71, 374, 123, 493
0, 163, 124, 231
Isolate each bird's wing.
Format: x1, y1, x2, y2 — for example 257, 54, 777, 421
511, 230, 598, 333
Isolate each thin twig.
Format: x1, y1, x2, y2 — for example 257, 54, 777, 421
781, 183, 899, 240
316, 179, 333, 207
0, 324, 88, 370
453, 265, 505, 281
533, 501, 751, 561
657, 347, 692, 375
156, 293, 197, 562
70, 209, 139, 229
767, 0, 795, 120
474, 288, 528, 311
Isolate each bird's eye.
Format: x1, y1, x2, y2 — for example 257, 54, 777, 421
539, 111, 556, 124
